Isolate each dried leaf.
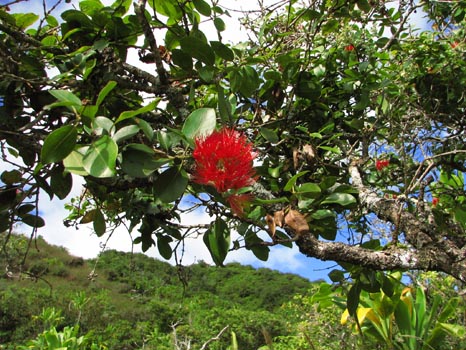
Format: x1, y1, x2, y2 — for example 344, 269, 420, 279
302, 144, 317, 163
284, 209, 309, 236
273, 210, 285, 227
293, 147, 299, 169
265, 213, 276, 237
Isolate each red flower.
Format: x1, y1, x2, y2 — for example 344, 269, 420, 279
451, 41, 459, 49
345, 44, 355, 51
375, 159, 390, 171
193, 128, 257, 193
432, 197, 439, 206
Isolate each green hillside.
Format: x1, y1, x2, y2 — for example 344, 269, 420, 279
0, 233, 315, 349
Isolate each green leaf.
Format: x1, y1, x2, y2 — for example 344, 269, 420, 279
328, 269, 345, 282
213, 17, 226, 32
217, 85, 231, 123
394, 297, 412, 335
260, 127, 279, 143
284, 171, 309, 191
297, 182, 321, 197
49, 90, 82, 107
171, 49, 193, 71
153, 167, 188, 203
92, 116, 114, 135
321, 193, 356, 206
239, 66, 260, 96
121, 150, 168, 178
63, 147, 89, 176
357, 0, 371, 13
157, 235, 173, 260
93, 208, 106, 236
295, 71, 321, 100
116, 100, 158, 123
347, 282, 361, 316
203, 218, 230, 266
13, 13, 39, 29
210, 41, 234, 61
437, 323, 466, 338
199, 65, 215, 82
83, 135, 118, 178
254, 197, 289, 205
193, 0, 211, 16
50, 167, 73, 200
310, 209, 334, 220
45, 15, 59, 27
0, 187, 17, 211
181, 108, 216, 144
134, 118, 154, 141
251, 245, 270, 261
180, 37, 215, 66
1, 170, 22, 185
149, 0, 182, 20
41, 125, 78, 164
112, 125, 140, 144
96, 80, 117, 107
20, 214, 46, 228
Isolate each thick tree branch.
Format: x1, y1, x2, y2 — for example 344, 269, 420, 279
285, 162, 466, 282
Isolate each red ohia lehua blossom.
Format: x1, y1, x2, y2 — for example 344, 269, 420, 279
376, 159, 390, 171
193, 128, 257, 215
345, 44, 355, 51
432, 197, 439, 206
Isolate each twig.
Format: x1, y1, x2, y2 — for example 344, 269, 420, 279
200, 325, 229, 350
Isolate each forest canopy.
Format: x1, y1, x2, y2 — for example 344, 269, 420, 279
1, 0, 466, 311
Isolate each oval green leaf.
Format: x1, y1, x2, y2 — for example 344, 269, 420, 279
63, 146, 89, 176
20, 213, 46, 228
203, 218, 230, 266
41, 125, 78, 164
321, 193, 357, 206
93, 208, 106, 236
50, 166, 73, 200
180, 37, 215, 66
83, 135, 118, 178
112, 125, 140, 144
193, 0, 211, 16
181, 108, 216, 144
153, 167, 188, 203
157, 235, 173, 260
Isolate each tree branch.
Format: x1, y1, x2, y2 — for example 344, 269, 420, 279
284, 161, 466, 282
134, 0, 169, 86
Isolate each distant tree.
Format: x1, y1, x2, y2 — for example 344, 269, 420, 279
1, 0, 465, 311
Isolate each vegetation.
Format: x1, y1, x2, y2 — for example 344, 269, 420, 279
1, 234, 465, 349
1, 0, 466, 347
0, 233, 313, 349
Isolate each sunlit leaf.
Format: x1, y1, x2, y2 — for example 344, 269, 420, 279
322, 193, 357, 206
181, 108, 216, 144
83, 135, 118, 178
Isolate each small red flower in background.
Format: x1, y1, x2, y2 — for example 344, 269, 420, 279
451, 41, 459, 49
345, 44, 355, 51
193, 128, 257, 215
376, 159, 390, 171
432, 197, 439, 206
